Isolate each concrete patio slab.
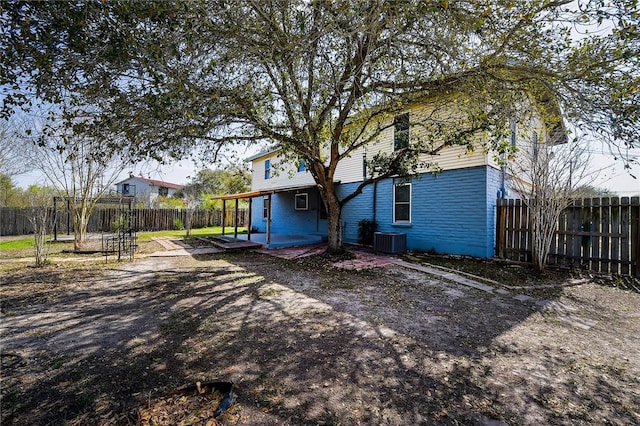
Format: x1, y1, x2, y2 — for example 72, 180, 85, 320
232, 232, 325, 248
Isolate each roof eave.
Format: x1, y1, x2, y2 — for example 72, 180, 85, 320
245, 147, 281, 162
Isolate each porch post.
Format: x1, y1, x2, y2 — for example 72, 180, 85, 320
234, 198, 239, 238
247, 197, 252, 241
222, 199, 226, 236
266, 194, 272, 245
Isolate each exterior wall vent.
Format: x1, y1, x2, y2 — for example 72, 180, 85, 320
373, 232, 407, 254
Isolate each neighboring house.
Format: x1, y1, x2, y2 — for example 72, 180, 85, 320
114, 176, 184, 207
229, 100, 566, 257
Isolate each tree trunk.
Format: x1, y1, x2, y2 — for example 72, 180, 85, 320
326, 205, 343, 254
185, 209, 193, 237
73, 207, 89, 251
322, 186, 344, 254
31, 207, 50, 267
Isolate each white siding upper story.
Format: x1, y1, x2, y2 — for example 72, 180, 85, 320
250, 151, 316, 191
250, 102, 558, 192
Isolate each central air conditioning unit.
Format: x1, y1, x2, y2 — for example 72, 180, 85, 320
373, 232, 407, 254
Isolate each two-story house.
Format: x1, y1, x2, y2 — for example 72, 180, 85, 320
114, 175, 184, 208
218, 98, 566, 257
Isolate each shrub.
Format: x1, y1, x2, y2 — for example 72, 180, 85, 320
173, 218, 185, 230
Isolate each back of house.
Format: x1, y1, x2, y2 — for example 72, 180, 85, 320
247, 98, 564, 257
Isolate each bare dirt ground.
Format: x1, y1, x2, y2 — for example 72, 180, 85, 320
1, 247, 639, 425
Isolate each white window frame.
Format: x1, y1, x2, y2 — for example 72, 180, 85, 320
264, 159, 271, 180
262, 196, 269, 219
393, 183, 411, 224
294, 193, 309, 210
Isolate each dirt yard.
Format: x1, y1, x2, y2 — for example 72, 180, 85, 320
1, 249, 639, 425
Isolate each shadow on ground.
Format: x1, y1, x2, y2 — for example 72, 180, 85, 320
1, 251, 638, 425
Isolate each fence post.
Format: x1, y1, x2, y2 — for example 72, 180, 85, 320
631, 196, 639, 277
496, 199, 506, 258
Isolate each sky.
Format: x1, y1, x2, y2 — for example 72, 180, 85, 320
590, 152, 639, 196
12, 144, 262, 190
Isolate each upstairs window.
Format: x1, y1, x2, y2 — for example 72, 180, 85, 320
393, 183, 411, 223
297, 160, 306, 173
264, 159, 271, 180
394, 112, 410, 150
362, 154, 367, 179
158, 187, 169, 197
122, 183, 130, 195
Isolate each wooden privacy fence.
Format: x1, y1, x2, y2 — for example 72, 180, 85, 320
496, 197, 640, 277
0, 207, 249, 236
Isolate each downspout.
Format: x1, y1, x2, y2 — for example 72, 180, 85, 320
373, 181, 377, 225
500, 119, 518, 199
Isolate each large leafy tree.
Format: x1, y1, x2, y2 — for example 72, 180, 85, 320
2, 0, 638, 252
175, 165, 251, 215
0, 173, 21, 207
179, 166, 251, 200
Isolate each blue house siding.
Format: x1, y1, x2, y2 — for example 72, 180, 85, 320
338, 185, 374, 243
250, 188, 327, 236
339, 166, 499, 257
251, 166, 502, 257
485, 167, 504, 257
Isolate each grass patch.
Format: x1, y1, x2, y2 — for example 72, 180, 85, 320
137, 227, 247, 242
0, 227, 249, 261
0, 238, 35, 251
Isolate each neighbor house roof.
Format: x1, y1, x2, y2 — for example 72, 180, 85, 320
115, 176, 184, 190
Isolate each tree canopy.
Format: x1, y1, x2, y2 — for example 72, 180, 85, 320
184, 166, 251, 197
2, 0, 638, 251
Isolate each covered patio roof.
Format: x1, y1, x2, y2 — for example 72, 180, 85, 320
209, 184, 318, 201
210, 184, 319, 246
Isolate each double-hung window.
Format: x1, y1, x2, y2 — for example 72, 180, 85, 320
262, 196, 269, 219
264, 159, 271, 180
394, 112, 410, 150
393, 183, 411, 223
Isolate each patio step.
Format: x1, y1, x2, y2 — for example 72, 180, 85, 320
202, 236, 263, 250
